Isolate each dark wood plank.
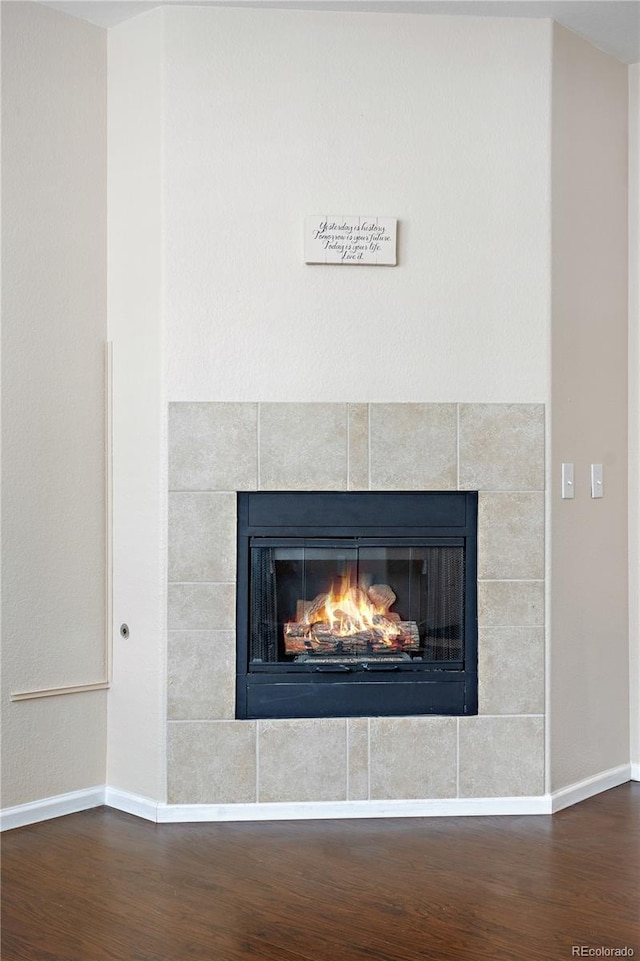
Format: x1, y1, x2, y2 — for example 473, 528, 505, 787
2, 783, 639, 961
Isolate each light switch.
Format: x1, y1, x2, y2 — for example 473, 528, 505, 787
562, 463, 574, 499
591, 464, 603, 498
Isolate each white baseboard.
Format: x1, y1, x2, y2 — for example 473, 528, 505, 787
104, 787, 159, 822
0, 786, 105, 832
550, 763, 632, 813
157, 795, 552, 823
3, 767, 635, 831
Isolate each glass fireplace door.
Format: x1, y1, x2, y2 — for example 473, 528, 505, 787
249, 540, 465, 668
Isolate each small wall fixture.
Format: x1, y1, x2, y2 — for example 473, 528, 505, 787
561, 463, 574, 499
591, 464, 604, 498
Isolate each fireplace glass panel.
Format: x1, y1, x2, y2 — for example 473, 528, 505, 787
249, 542, 464, 666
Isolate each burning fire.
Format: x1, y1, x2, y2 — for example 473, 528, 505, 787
322, 575, 400, 640
285, 566, 401, 646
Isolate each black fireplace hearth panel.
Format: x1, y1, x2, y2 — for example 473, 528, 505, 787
236, 491, 478, 720
246, 677, 466, 719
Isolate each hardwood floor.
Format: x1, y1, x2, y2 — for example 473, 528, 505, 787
2, 783, 639, 961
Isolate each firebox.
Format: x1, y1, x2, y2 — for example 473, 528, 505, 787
236, 491, 478, 719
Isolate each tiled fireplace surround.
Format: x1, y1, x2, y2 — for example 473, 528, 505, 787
167, 403, 545, 807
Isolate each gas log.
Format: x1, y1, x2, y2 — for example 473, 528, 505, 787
284, 621, 420, 654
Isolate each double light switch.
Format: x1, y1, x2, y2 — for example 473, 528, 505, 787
561, 463, 604, 498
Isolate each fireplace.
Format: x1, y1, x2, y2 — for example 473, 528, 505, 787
236, 491, 478, 719
168, 402, 545, 806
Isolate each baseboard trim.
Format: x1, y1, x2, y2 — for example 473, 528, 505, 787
0, 786, 105, 832
104, 787, 159, 822
3, 767, 634, 831
157, 795, 552, 823
550, 764, 632, 813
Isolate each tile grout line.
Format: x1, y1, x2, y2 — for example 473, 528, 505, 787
367, 403, 372, 491
478, 490, 546, 495
170, 579, 542, 588
456, 717, 460, 798
346, 404, 350, 490
345, 721, 350, 801
165, 712, 546, 724
168, 715, 545, 722
478, 625, 545, 630
165, 487, 543, 497
367, 718, 371, 800
168, 581, 235, 586
457, 403, 460, 491
168, 716, 248, 723
255, 721, 260, 803
474, 714, 546, 719
168, 489, 238, 494
256, 404, 261, 490
477, 578, 545, 583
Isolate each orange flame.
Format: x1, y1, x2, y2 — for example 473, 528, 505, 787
302, 567, 400, 643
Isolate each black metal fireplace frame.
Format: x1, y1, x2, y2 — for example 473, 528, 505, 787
236, 491, 478, 720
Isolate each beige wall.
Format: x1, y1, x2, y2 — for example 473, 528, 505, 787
1, 2, 108, 806
630, 63, 640, 775
550, 25, 629, 791
106, 10, 166, 801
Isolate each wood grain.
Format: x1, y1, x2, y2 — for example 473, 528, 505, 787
2, 783, 638, 961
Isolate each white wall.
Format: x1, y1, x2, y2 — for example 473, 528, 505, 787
106, 10, 166, 801
550, 25, 629, 791
630, 63, 640, 776
165, 8, 552, 405
1, 2, 107, 807
103, 7, 553, 801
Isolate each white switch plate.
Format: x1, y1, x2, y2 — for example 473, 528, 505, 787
561, 463, 574, 499
591, 464, 603, 498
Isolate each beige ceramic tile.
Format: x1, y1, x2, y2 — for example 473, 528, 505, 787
258, 403, 348, 491
458, 404, 544, 491
369, 404, 457, 490
478, 581, 544, 627
348, 718, 369, 800
167, 721, 256, 804
348, 404, 369, 490
478, 627, 545, 715
168, 402, 258, 491
168, 492, 236, 583
369, 717, 457, 799
478, 492, 544, 580
168, 583, 235, 631
167, 631, 235, 720
458, 716, 544, 798
258, 719, 347, 802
